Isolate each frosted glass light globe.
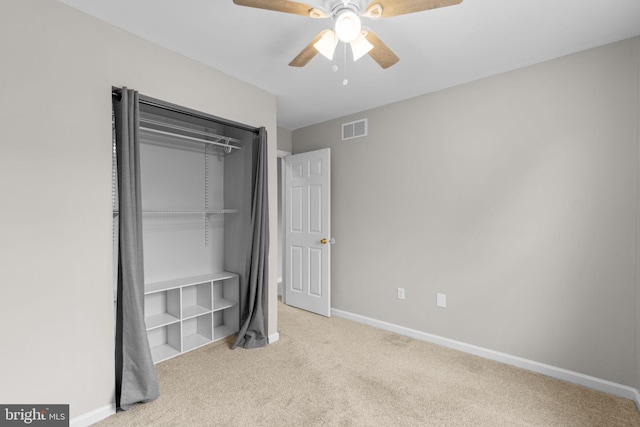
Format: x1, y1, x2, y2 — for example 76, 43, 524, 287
335, 11, 361, 43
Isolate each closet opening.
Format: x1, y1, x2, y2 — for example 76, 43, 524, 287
112, 89, 263, 363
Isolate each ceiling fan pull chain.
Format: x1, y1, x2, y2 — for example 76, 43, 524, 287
343, 42, 349, 86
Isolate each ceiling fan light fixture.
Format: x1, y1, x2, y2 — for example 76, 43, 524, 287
335, 10, 361, 43
350, 32, 374, 61
313, 30, 338, 60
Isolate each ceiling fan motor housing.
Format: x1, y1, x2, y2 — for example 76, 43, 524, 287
322, 1, 369, 43
324, 0, 366, 18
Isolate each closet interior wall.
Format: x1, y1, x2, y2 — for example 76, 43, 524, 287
222, 126, 254, 283
139, 103, 254, 283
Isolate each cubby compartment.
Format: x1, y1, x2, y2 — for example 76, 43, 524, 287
182, 282, 212, 319
148, 322, 181, 363
183, 313, 213, 352
213, 305, 239, 341
213, 277, 238, 311
144, 288, 180, 330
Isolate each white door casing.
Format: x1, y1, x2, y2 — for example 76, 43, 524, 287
284, 148, 331, 317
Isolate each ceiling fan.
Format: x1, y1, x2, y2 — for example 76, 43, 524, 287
233, 0, 464, 69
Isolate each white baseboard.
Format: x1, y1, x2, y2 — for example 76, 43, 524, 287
331, 307, 640, 412
268, 332, 280, 344
633, 388, 640, 411
70, 403, 116, 427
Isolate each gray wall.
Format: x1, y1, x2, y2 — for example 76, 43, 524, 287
0, 0, 277, 420
277, 126, 293, 152
293, 37, 640, 389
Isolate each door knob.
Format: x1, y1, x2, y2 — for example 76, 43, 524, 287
320, 238, 335, 245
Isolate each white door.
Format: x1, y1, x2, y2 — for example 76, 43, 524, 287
284, 148, 331, 317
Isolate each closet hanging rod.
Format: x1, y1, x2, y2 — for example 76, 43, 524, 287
140, 127, 241, 151
139, 118, 241, 144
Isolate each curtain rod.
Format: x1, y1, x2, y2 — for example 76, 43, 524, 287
111, 88, 260, 135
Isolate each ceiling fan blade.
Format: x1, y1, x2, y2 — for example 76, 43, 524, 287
289, 30, 332, 67
364, 31, 399, 69
366, 0, 463, 18
233, 0, 314, 16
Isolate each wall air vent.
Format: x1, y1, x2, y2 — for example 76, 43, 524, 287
342, 118, 368, 141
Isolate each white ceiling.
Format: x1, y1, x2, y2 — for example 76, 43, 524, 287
58, 0, 640, 130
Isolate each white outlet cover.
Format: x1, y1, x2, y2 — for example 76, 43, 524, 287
397, 288, 405, 300
437, 293, 446, 308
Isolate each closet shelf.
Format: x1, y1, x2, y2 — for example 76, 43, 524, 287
145, 272, 238, 294
150, 344, 180, 363
214, 325, 235, 340
143, 209, 239, 214
214, 298, 236, 312
182, 304, 211, 320
146, 312, 180, 330
183, 334, 211, 353
113, 209, 239, 216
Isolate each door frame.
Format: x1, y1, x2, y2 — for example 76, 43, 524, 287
277, 150, 290, 303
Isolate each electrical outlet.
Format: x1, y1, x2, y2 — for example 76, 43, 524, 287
397, 287, 405, 300
437, 293, 446, 308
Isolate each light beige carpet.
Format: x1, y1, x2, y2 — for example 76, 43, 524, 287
96, 302, 640, 426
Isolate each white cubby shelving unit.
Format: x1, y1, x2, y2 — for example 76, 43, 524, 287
144, 272, 239, 363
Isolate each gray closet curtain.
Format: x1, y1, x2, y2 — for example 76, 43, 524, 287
113, 88, 160, 409
233, 127, 270, 349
